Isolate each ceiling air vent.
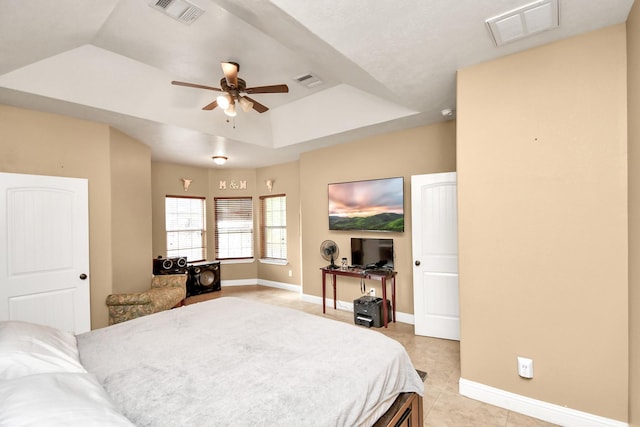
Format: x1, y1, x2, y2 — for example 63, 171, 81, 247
149, 0, 205, 25
294, 72, 324, 89
486, 0, 559, 46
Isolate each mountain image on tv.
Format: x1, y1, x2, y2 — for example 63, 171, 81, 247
329, 212, 404, 231
328, 177, 404, 232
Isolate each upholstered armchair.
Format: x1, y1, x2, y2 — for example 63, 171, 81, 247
105, 274, 188, 325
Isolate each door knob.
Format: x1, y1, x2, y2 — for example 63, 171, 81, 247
79, 273, 87, 280
415, 260, 421, 266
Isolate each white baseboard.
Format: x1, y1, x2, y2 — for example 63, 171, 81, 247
221, 282, 415, 325
459, 378, 628, 427
221, 279, 300, 293
300, 293, 414, 325
256, 279, 300, 293
220, 279, 259, 287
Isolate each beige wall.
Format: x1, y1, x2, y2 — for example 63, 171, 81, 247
256, 161, 301, 284
207, 168, 259, 280
151, 162, 210, 261
627, 2, 640, 425
457, 24, 628, 421
0, 105, 152, 329
299, 121, 456, 314
109, 128, 152, 294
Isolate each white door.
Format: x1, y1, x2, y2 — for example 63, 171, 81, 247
412, 172, 459, 340
0, 173, 90, 333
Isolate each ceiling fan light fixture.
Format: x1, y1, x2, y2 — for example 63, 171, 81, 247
212, 155, 228, 165
216, 94, 230, 110
238, 97, 254, 112
224, 103, 237, 117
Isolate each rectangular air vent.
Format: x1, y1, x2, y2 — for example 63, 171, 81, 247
294, 72, 324, 88
149, 0, 205, 25
486, 0, 559, 46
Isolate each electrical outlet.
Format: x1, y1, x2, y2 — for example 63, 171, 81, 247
369, 288, 375, 297
517, 357, 533, 378
288, 270, 292, 277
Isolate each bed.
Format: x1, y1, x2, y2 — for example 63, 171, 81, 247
0, 297, 425, 426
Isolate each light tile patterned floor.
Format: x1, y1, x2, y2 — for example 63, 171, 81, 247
186, 285, 557, 427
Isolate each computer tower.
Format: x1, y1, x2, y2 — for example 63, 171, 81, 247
353, 296, 392, 328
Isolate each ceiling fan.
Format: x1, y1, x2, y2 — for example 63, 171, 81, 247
171, 62, 289, 116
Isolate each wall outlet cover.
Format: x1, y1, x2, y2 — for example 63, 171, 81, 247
517, 356, 534, 378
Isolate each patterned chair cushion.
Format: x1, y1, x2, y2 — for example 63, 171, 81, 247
105, 274, 187, 325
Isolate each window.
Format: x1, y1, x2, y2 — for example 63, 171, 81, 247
214, 197, 253, 260
165, 196, 206, 261
260, 194, 287, 261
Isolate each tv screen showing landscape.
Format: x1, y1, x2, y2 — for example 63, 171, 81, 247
328, 177, 404, 232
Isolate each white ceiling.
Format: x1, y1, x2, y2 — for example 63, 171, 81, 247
0, 0, 634, 168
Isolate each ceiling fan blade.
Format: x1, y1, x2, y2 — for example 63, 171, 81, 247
202, 100, 218, 110
243, 96, 268, 113
171, 81, 222, 92
221, 62, 239, 88
245, 84, 289, 94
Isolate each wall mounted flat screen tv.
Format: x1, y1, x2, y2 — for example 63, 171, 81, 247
328, 177, 404, 232
351, 238, 394, 269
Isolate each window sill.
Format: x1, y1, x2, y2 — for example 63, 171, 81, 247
218, 258, 255, 265
259, 258, 288, 266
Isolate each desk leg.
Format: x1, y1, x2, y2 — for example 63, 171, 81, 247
322, 272, 326, 314
392, 275, 396, 323
382, 277, 388, 328
332, 274, 337, 310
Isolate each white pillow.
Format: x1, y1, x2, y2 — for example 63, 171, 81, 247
0, 320, 86, 380
0, 372, 135, 426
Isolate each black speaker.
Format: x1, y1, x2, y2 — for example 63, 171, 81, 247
187, 261, 221, 296
153, 257, 188, 275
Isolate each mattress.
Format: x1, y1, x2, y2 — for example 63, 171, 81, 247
77, 297, 424, 427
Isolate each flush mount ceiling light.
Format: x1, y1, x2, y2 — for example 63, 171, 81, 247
212, 156, 228, 165
486, 0, 559, 46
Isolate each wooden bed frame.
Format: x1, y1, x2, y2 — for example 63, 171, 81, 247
374, 370, 426, 427
374, 392, 423, 427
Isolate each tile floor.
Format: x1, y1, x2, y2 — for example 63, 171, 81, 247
185, 285, 557, 427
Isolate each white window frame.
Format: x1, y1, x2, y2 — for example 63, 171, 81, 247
260, 194, 287, 264
165, 195, 206, 262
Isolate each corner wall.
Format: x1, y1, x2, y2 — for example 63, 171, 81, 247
457, 25, 628, 421
299, 121, 456, 314
627, 2, 640, 425
256, 162, 301, 285
151, 162, 302, 286
109, 128, 152, 294
0, 105, 155, 329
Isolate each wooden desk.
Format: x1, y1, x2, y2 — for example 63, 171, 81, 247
320, 267, 396, 327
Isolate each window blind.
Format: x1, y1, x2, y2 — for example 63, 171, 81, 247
214, 197, 253, 259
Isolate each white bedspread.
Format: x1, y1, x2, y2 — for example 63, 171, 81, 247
77, 297, 424, 427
